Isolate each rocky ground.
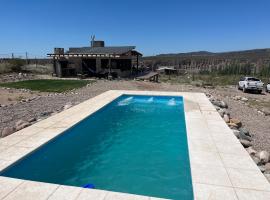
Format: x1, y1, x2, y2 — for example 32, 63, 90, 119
1, 74, 270, 155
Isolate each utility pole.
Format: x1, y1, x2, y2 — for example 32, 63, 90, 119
25, 52, 28, 64
11, 53, 14, 59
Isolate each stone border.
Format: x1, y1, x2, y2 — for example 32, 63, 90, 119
0, 90, 270, 200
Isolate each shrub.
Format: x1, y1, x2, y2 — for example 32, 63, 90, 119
9, 59, 24, 72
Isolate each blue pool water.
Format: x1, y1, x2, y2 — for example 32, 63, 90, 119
0, 95, 193, 200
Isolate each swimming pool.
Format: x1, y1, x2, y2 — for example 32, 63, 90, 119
0, 95, 193, 199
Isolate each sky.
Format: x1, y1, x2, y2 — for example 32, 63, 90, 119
0, 0, 270, 57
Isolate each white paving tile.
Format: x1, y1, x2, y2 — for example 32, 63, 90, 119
220, 153, 259, 171
235, 188, 270, 200
15, 135, 52, 148
227, 168, 270, 191
215, 141, 248, 155
190, 151, 224, 167
3, 180, 59, 200
0, 159, 14, 172
210, 131, 239, 144
0, 177, 24, 199
76, 188, 108, 200
191, 163, 232, 187
48, 185, 82, 200
193, 183, 237, 200
0, 135, 28, 147
104, 191, 150, 200
189, 138, 217, 152
0, 146, 33, 161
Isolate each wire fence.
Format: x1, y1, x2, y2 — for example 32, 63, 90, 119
0, 52, 47, 59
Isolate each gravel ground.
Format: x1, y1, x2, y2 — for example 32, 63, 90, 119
1, 79, 270, 152
206, 86, 270, 152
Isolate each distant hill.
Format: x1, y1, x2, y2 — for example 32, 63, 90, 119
142, 49, 270, 75
144, 48, 270, 61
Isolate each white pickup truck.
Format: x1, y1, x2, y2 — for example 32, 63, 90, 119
238, 77, 264, 93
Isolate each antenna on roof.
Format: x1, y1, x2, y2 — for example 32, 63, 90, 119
91, 35, 95, 47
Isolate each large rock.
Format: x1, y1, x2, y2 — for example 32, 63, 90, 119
1, 127, 15, 137
258, 165, 266, 173
15, 120, 30, 131
264, 163, 270, 173
240, 139, 252, 148
28, 117, 37, 123
239, 131, 252, 142
239, 128, 251, 137
228, 122, 239, 129
63, 103, 72, 110
15, 120, 26, 127
259, 151, 270, 164
218, 109, 225, 117
252, 156, 261, 165
262, 109, 270, 116
220, 101, 228, 108
212, 100, 228, 109
246, 147, 257, 156
241, 97, 248, 102
223, 114, 230, 123
40, 111, 52, 117
229, 118, 242, 128
233, 96, 242, 100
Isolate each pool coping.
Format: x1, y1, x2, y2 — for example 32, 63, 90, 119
0, 90, 270, 200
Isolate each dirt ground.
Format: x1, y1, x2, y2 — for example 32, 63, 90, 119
1, 77, 270, 153
0, 88, 46, 106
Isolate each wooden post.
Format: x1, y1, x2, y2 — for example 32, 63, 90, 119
136, 54, 139, 75
53, 57, 56, 75
108, 58, 112, 79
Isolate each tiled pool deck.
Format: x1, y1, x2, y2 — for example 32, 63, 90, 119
0, 90, 270, 200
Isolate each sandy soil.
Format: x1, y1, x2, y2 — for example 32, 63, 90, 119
0, 79, 270, 152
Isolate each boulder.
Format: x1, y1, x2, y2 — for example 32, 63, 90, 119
259, 151, 270, 164
240, 139, 252, 148
220, 101, 228, 108
234, 96, 241, 100
241, 97, 248, 102
63, 103, 72, 110
16, 122, 30, 131
258, 110, 265, 115
15, 120, 26, 127
239, 128, 251, 137
223, 114, 230, 123
228, 123, 239, 129
218, 109, 225, 117
40, 111, 52, 117
239, 131, 252, 142
246, 147, 257, 156
261, 109, 270, 116
1, 127, 15, 137
252, 156, 261, 165
233, 130, 240, 138
205, 93, 212, 98
28, 117, 37, 123
229, 118, 242, 128
258, 165, 266, 173
215, 106, 221, 111
264, 163, 270, 173
211, 100, 222, 107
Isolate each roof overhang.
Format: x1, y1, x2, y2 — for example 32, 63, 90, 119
47, 50, 142, 59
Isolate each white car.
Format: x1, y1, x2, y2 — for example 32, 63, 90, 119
266, 83, 270, 93
238, 77, 264, 93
